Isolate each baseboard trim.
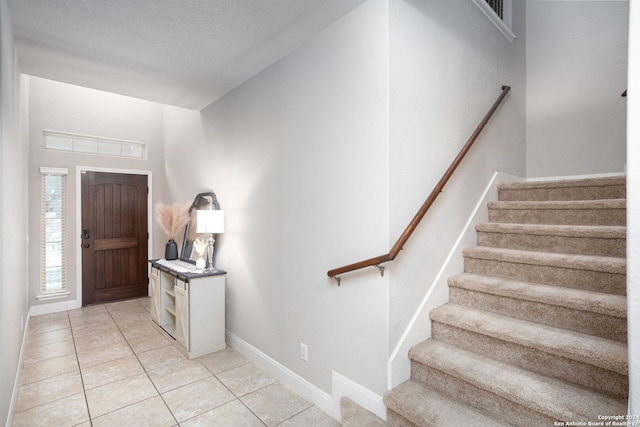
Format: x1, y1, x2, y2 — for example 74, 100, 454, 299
6, 313, 31, 426
29, 299, 80, 317
386, 171, 524, 389
332, 371, 386, 422
225, 331, 337, 421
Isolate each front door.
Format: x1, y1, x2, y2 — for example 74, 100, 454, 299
81, 171, 148, 305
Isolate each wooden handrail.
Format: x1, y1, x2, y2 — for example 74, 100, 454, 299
328, 85, 511, 284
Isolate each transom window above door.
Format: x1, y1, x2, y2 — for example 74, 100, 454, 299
43, 130, 147, 160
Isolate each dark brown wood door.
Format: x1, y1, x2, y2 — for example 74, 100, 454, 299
81, 171, 148, 305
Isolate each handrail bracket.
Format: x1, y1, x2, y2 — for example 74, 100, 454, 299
333, 276, 342, 286
376, 265, 385, 277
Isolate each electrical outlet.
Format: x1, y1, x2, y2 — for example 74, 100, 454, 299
300, 343, 308, 362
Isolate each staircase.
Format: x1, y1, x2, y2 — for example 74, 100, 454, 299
383, 176, 628, 426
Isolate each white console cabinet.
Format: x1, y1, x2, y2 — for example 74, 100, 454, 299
149, 260, 226, 359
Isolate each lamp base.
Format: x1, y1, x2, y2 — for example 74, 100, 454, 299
205, 234, 216, 271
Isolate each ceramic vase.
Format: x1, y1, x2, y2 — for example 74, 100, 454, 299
165, 239, 178, 260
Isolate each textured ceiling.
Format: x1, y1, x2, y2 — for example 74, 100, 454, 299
7, 0, 367, 110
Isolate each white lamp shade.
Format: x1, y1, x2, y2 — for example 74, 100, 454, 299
197, 209, 225, 234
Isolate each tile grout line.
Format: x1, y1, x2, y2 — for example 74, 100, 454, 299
67, 308, 94, 427
19, 299, 326, 426
103, 299, 268, 426
105, 299, 181, 426
71, 300, 174, 426
210, 370, 269, 427
125, 298, 268, 426
12, 317, 81, 422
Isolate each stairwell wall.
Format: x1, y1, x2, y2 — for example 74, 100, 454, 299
526, 0, 628, 179
386, 0, 527, 385
164, 0, 390, 400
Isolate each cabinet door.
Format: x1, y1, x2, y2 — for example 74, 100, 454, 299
159, 271, 176, 327
174, 279, 189, 351
149, 267, 160, 323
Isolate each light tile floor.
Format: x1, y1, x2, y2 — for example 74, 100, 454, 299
11, 298, 340, 427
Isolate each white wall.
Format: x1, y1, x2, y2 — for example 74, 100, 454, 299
386, 0, 527, 381
627, 0, 639, 415
4, 0, 630, 420
160, 105, 209, 201
0, 0, 29, 423
26, 76, 167, 310
164, 0, 530, 401
164, 0, 530, 400
164, 0, 390, 398
527, 0, 628, 179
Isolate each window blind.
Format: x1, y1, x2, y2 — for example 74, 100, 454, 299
40, 167, 68, 295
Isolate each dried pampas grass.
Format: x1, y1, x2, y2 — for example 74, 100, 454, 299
155, 202, 190, 240
192, 238, 207, 257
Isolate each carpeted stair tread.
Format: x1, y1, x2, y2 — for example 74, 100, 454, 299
463, 246, 626, 274
487, 199, 625, 226
498, 176, 626, 201
463, 246, 626, 295
476, 223, 626, 256
476, 222, 627, 239
429, 304, 628, 375
498, 176, 625, 190
384, 380, 514, 427
448, 273, 627, 342
476, 223, 625, 239
340, 397, 385, 427
498, 175, 627, 189
448, 273, 626, 318
385, 177, 628, 424
409, 340, 627, 421
488, 199, 626, 210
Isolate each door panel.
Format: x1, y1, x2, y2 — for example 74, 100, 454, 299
149, 267, 160, 323
81, 171, 148, 305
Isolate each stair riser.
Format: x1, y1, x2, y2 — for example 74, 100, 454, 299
448, 287, 627, 342
385, 177, 628, 425
488, 207, 625, 226
431, 322, 628, 400
464, 258, 626, 295
410, 363, 555, 426
499, 185, 626, 202
477, 231, 626, 257
384, 380, 515, 427
386, 412, 417, 427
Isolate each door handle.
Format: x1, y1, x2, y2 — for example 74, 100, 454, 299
83, 243, 90, 248
82, 229, 90, 239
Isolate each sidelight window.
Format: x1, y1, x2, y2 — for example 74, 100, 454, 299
39, 167, 70, 299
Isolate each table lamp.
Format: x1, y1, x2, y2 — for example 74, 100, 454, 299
196, 209, 224, 271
